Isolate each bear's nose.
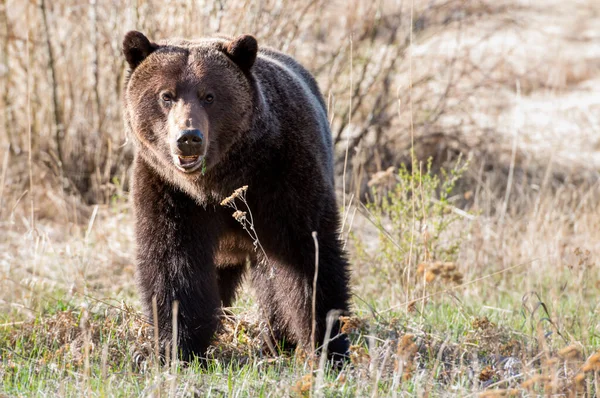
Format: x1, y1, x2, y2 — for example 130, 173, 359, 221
175, 129, 204, 155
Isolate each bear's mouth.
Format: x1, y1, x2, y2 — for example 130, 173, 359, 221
173, 154, 204, 173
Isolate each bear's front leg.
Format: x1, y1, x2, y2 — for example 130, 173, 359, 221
253, 229, 351, 364
132, 160, 220, 362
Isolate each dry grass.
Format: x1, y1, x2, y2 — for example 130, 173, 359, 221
2, 0, 600, 396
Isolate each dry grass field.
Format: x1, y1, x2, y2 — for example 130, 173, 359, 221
1, 0, 600, 396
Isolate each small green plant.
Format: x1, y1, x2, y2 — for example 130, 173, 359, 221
364, 154, 472, 295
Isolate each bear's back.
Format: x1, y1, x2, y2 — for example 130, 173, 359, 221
253, 47, 334, 185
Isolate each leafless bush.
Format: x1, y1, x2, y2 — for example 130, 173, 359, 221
0, 0, 597, 221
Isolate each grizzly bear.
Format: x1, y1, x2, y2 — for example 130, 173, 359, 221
122, 31, 351, 364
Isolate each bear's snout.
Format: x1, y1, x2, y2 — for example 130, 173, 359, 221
170, 129, 205, 172
175, 129, 204, 156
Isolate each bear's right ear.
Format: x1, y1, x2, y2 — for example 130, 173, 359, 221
225, 35, 258, 71
123, 31, 156, 70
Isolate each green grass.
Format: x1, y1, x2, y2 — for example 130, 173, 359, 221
2, 158, 600, 397
1, 282, 599, 396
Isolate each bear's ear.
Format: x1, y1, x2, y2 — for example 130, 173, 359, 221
123, 31, 156, 70
225, 35, 258, 71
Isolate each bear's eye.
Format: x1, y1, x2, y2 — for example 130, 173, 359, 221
204, 94, 215, 104
161, 92, 174, 103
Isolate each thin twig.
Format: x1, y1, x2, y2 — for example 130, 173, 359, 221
26, 3, 34, 232
38, 0, 63, 166
342, 37, 353, 216
310, 231, 319, 363
406, 0, 416, 313
152, 296, 161, 373
314, 310, 341, 398
0, 145, 9, 218
500, 80, 521, 227
0, 0, 13, 150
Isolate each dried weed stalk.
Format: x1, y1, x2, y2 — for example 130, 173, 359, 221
220, 185, 271, 275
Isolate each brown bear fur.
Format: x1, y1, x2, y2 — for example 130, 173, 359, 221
122, 31, 351, 363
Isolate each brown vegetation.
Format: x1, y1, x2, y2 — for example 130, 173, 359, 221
1, 0, 600, 396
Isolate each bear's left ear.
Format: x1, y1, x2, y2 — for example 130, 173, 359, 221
225, 35, 258, 71
123, 31, 157, 70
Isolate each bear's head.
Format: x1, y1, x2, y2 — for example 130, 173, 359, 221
122, 31, 258, 175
